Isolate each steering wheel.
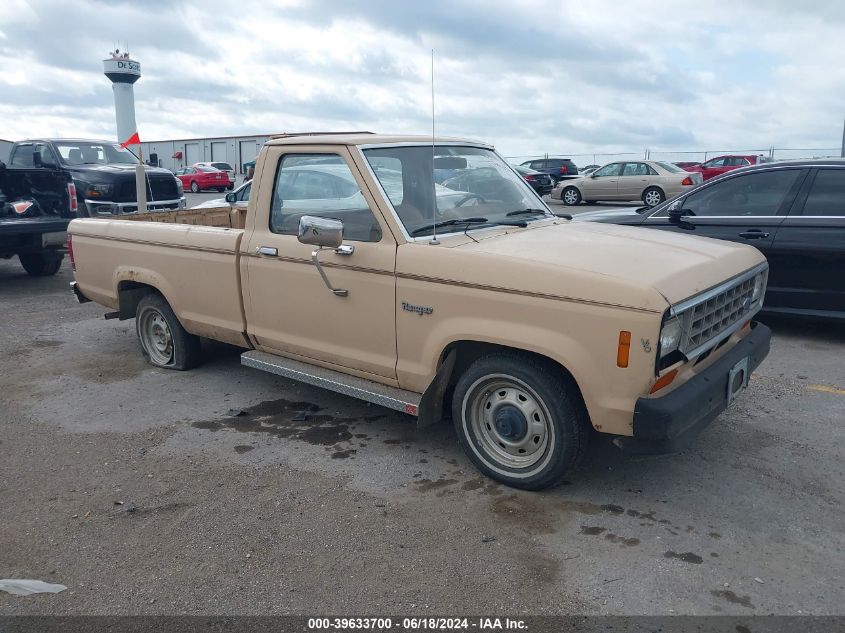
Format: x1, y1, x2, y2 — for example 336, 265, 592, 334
455, 193, 485, 207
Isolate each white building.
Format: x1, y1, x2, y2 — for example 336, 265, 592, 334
139, 134, 276, 174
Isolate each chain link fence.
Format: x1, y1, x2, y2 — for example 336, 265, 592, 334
506, 147, 843, 167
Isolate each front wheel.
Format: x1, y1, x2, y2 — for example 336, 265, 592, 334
642, 187, 665, 207
452, 352, 589, 490
19, 252, 63, 276
561, 186, 582, 206
190, 181, 199, 193
136, 293, 202, 370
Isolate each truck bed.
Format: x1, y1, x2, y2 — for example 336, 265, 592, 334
119, 205, 247, 229
69, 216, 248, 346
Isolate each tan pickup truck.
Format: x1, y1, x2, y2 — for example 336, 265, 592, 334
68, 133, 771, 489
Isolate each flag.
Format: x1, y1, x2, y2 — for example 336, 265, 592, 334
120, 131, 140, 148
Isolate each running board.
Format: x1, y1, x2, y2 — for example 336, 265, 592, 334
241, 350, 421, 416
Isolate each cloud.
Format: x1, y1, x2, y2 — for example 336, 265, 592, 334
0, 0, 843, 157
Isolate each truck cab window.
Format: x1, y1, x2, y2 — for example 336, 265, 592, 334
270, 154, 382, 242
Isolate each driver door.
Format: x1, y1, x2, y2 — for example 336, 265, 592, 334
582, 162, 622, 199
243, 146, 398, 381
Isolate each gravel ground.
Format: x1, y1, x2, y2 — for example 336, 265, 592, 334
0, 256, 843, 615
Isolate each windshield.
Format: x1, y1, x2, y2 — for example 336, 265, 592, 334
55, 142, 138, 165
363, 145, 552, 237
197, 166, 219, 172
212, 162, 232, 171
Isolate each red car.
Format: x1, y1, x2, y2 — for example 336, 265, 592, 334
684, 155, 766, 181
175, 165, 230, 192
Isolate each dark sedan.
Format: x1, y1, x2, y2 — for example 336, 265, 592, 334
573, 160, 845, 320
514, 165, 554, 196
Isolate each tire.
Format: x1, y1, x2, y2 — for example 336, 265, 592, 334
227, 185, 234, 191
135, 293, 201, 370
190, 181, 199, 193
642, 186, 665, 207
451, 352, 590, 490
561, 186, 582, 206
217, 187, 225, 192
19, 252, 63, 276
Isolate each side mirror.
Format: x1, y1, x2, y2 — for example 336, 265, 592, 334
298, 215, 344, 249
224, 192, 236, 203
668, 207, 694, 223
298, 216, 348, 297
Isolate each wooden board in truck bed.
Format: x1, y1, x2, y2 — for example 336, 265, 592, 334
118, 206, 246, 229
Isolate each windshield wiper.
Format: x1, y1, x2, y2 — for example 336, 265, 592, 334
410, 217, 489, 236
484, 220, 528, 228
506, 208, 550, 217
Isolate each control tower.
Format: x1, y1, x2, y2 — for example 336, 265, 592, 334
103, 50, 141, 150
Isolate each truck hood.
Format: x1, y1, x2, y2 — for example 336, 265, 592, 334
442, 221, 766, 309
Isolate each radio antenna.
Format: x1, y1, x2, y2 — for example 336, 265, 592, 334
429, 48, 439, 245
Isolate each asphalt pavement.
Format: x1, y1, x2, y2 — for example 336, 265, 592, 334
1, 255, 843, 616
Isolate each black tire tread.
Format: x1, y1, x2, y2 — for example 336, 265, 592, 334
135, 293, 202, 370
19, 252, 63, 276
451, 351, 590, 490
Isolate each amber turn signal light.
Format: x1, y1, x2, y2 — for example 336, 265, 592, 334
617, 331, 631, 368
650, 369, 679, 394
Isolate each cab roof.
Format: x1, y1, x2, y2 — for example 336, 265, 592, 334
265, 133, 492, 148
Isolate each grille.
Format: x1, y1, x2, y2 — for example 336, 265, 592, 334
676, 267, 767, 356
115, 176, 179, 202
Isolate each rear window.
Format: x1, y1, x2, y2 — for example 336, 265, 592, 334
656, 161, 685, 173
802, 169, 845, 217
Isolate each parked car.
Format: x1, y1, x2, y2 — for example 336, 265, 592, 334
193, 179, 251, 211
196, 161, 235, 190
1, 159, 77, 275
674, 162, 702, 171
572, 160, 845, 320
520, 158, 579, 184
7, 139, 185, 216
69, 133, 770, 489
175, 165, 230, 193
514, 165, 554, 196
552, 160, 702, 207
686, 155, 768, 181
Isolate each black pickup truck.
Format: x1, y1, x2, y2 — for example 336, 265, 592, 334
7, 139, 185, 216
0, 161, 76, 276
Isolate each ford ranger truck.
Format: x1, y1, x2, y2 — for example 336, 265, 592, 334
68, 134, 771, 490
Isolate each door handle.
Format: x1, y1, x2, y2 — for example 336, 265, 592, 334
334, 244, 355, 256
738, 230, 769, 240
256, 246, 278, 256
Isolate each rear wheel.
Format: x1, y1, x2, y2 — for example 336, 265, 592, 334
19, 252, 63, 276
136, 293, 201, 370
452, 352, 589, 490
217, 187, 225, 192
562, 186, 582, 206
642, 186, 665, 207
190, 181, 199, 193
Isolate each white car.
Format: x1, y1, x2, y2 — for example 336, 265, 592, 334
192, 179, 251, 210
195, 161, 235, 190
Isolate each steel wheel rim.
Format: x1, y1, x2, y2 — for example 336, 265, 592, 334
563, 189, 579, 204
463, 374, 553, 473
140, 308, 174, 366
645, 190, 661, 206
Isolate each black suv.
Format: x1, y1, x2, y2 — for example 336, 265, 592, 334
8, 139, 185, 216
520, 158, 579, 184
573, 160, 845, 320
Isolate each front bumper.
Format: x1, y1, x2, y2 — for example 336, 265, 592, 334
624, 322, 771, 453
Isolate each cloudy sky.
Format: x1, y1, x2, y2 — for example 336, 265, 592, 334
1, 0, 844, 157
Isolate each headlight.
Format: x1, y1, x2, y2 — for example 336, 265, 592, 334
751, 273, 764, 302
659, 316, 683, 358
175, 178, 184, 195
86, 184, 112, 198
